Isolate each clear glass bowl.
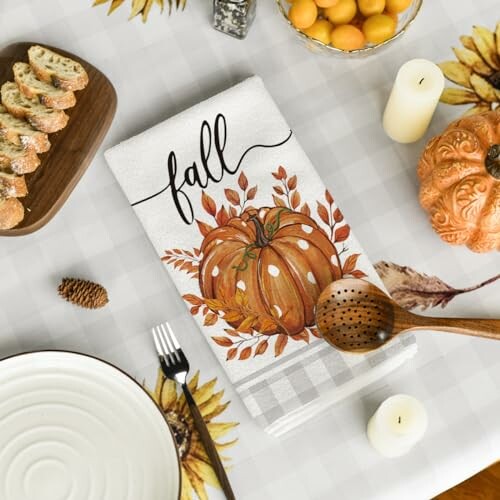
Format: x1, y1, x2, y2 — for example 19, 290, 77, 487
276, 0, 423, 57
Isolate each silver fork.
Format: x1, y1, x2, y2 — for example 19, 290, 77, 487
152, 323, 236, 500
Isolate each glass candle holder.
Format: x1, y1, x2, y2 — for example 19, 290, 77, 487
213, 0, 256, 40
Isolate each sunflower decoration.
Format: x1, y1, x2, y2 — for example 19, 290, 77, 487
149, 370, 238, 500
93, 0, 187, 23
439, 23, 500, 116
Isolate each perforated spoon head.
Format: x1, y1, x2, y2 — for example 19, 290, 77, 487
315, 278, 404, 353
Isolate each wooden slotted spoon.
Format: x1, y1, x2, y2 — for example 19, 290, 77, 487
316, 278, 500, 353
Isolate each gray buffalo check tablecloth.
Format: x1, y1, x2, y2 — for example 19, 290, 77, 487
0, 0, 499, 499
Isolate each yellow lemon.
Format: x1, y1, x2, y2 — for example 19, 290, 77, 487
314, 0, 338, 7
289, 0, 318, 29
304, 19, 334, 44
330, 24, 366, 50
362, 13, 396, 43
325, 0, 357, 25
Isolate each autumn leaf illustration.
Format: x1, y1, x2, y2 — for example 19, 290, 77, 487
162, 249, 200, 279
201, 191, 216, 217
274, 333, 288, 357
238, 171, 248, 190
375, 261, 500, 311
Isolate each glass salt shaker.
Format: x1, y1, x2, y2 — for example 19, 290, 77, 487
213, 0, 256, 40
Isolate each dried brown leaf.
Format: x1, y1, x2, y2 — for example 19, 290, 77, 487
317, 202, 330, 225
300, 203, 311, 216
350, 269, 368, 279
334, 224, 350, 242
291, 191, 301, 209
216, 206, 230, 226
291, 329, 309, 343
229, 206, 238, 217
201, 191, 216, 217
225, 188, 241, 206
183, 294, 203, 306
278, 166, 287, 179
274, 333, 288, 357
226, 347, 238, 360
273, 195, 287, 207
333, 208, 344, 223
196, 220, 214, 237
204, 313, 219, 326
212, 336, 233, 347
375, 261, 457, 311
239, 346, 252, 360
310, 327, 322, 339
325, 189, 334, 205
238, 171, 248, 190
342, 253, 360, 275
223, 310, 243, 323
259, 317, 278, 334
287, 175, 297, 190
255, 339, 269, 356
247, 186, 257, 200
273, 186, 285, 195
205, 298, 224, 311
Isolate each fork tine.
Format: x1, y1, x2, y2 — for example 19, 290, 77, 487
152, 327, 170, 366
166, 323, 181, 349
161, 323, 181, 363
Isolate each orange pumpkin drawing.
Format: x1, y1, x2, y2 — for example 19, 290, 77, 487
199, 207, 342, 336
418, 109, 500, 253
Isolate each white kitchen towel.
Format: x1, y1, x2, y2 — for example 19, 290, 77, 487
106, 76, 417, 436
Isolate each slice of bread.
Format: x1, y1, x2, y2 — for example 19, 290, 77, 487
0, 105, 50, 153
0, 172, 27, 198
0, 197, 24, 229
0, 134, 40, 174
28, 45, 89, 92
1, 82, 69, 133
13, 62, 76, 110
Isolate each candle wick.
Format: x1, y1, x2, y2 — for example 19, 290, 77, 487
419, 78, 425, 85
398, 416, 401, 424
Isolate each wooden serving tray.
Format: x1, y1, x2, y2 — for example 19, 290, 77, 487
0, 42, 117, 236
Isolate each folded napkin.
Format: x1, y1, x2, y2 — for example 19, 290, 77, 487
106, 76, 417, 436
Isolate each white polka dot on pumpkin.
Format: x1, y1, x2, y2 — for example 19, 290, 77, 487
236, 280, 246, 291
301, 224, 313, 234
273, 305, 283, 318
241, 221, 247, 227
307, 272, 316, 284
331, 255, 337, 265
268, 265, 280, 277
215, 239, 223, 245
297, 239, 309, 250
259, 209, 266, 219
212, 266, 219, 277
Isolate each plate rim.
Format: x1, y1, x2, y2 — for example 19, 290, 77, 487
0, 349, 181, 500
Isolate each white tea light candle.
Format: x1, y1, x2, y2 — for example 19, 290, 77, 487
367, 394, 428, 458
383, 59, 445, 144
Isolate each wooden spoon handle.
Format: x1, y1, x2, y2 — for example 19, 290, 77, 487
411, 316, 500, 340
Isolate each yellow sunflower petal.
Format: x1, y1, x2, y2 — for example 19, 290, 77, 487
188, 456, 220, 489
181, 467, 194, 500
160, 377, 178, 410
185, 462, 209, 500
155, 0, 165, 12
141, 0, 154, 21
194, 379, 218, 406
462, 102, 492, 116
496, 22, 500, 56
130, 0, 147, 19
460, 35, 476, 52
153, 368, 165, 403
199, 390, 224, 417
207, 421, 239, 439
188, 371, 200, 393
205, 401, 231, 421
470, 73, 500, 102
93, 0, 110, 5
472, 25, 500, 70
452, 47, 493, 77
438, 61, 472, 89
108, 0, 126, 14
215, 437, 239, 450
440, 88, 481, 105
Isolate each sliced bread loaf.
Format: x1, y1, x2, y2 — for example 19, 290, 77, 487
0, 172, 27, 198
0, 134, 40, 174
28, 45, 89, 91
0, 105, 50, 153
13, 62, 76, 110
1, 82, 69, 133
0, 197, 24, 230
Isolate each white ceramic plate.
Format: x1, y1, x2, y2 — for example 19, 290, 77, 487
0, 351, 180, 500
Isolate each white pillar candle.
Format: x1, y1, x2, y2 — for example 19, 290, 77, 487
383, 59, 445, 144
367, 394, 428, 458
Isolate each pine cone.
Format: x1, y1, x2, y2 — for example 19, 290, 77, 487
58, 278, 109, 309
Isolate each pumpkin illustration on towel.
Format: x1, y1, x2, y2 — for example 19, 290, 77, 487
162, 166, 368, 360
199, 207, 341, 336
